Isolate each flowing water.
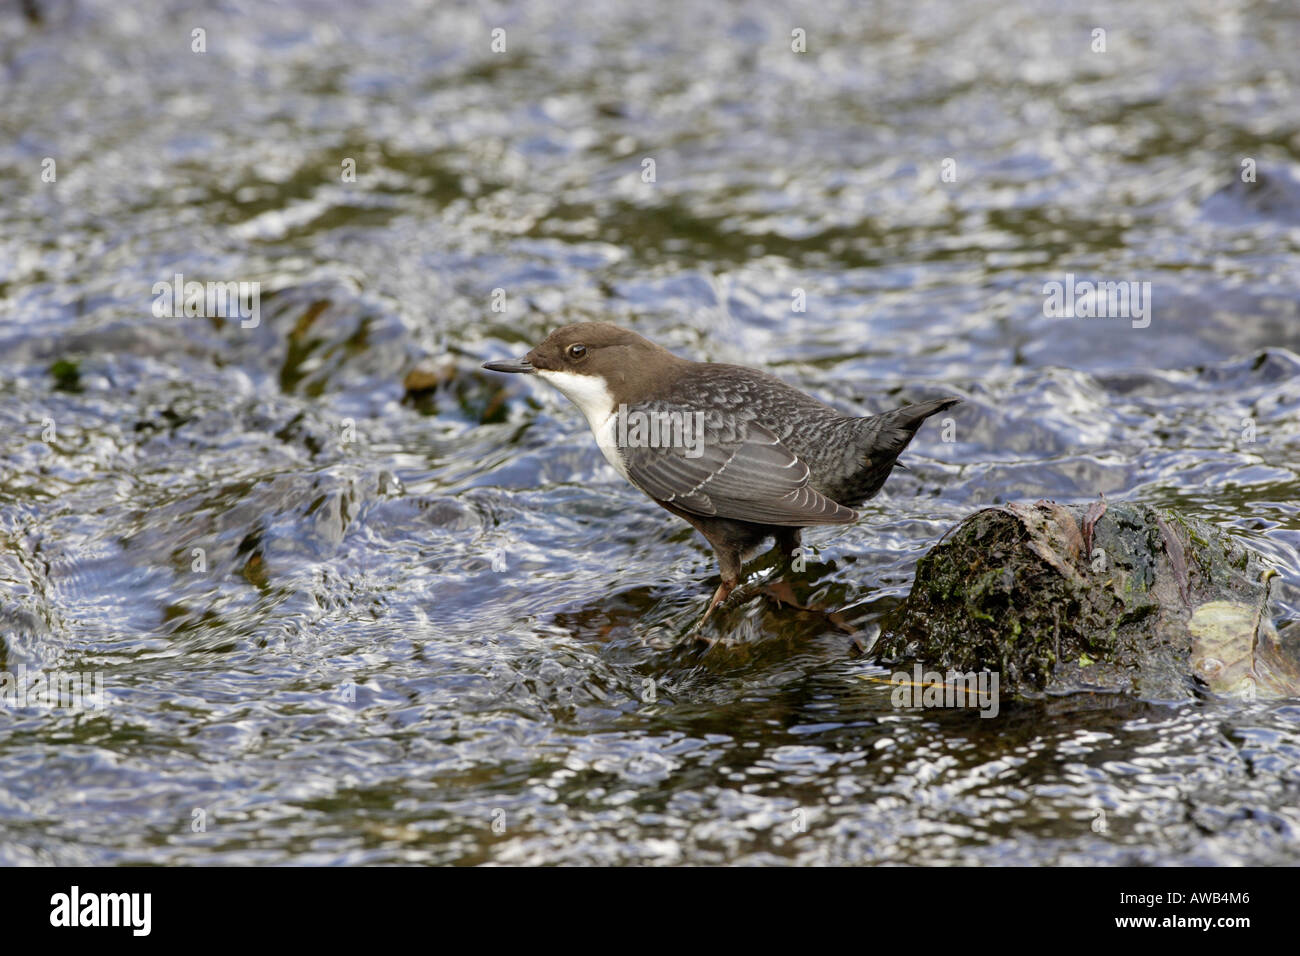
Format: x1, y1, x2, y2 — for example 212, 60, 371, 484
1, 0, 1299, 865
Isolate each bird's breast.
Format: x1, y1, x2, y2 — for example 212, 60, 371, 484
592, 410, 632, 481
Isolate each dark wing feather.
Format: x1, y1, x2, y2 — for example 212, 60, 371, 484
618, 406, 857, 526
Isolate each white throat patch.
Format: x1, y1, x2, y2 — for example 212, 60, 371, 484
534, 369, 629, 479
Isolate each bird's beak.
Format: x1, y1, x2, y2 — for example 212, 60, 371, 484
482, 357, 534, 374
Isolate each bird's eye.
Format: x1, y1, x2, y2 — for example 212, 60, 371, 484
566, 344, 587, 360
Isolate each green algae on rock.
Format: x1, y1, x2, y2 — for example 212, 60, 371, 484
875, 501, 1299, 700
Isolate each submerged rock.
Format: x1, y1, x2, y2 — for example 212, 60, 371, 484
1188, 601, 1300, 699
875, 501, 1299, 700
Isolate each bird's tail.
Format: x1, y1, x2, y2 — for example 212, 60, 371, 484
845, 396, 961, 503
879, 396, 961, 438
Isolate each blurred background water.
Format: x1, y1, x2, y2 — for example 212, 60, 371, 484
1, 0, 1299, 864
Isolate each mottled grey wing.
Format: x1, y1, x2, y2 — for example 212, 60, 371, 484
619, 407, 857, 526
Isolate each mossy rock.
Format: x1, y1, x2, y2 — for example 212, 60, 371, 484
876, 501, 1298, 700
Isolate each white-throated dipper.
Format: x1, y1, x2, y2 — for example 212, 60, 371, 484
484, 323, 959, 624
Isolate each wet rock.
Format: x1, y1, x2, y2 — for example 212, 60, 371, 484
1188, 603, 1300, 699
403, 361, 451, 395
876, 501, 1298, 700
402, 360, 510, 424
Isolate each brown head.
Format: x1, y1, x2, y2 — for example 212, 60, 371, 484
483, 322, 690, 409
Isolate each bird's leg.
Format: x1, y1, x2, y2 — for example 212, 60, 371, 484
760, 529, 808, 608
705, 531, 806, 618
700, 578, 735, 625
691, 547, 743, 635
775, 529, 802, 572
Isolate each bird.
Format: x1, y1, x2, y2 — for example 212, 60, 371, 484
484, 322, 959, 625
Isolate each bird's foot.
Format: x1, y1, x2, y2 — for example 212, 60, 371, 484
759, 578, 809, 610
759, 579, 856, 634
686, 573, 854, 644
684, 579, 736, 643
